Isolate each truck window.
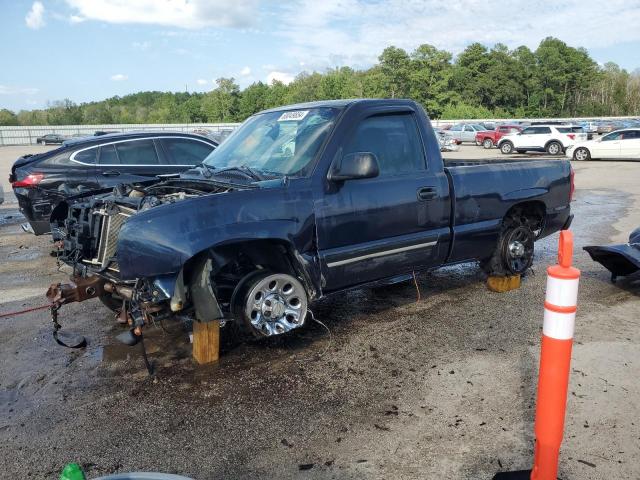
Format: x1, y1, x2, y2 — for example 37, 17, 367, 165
344, 113, 425, 176
202, 107, 338, 177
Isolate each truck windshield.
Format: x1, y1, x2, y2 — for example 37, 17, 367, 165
202, 107, 339, 177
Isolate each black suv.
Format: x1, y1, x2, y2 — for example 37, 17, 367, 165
10, 132, 217, 235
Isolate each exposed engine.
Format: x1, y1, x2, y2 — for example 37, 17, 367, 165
47, 178, 243, 346
56, 179, 235, 278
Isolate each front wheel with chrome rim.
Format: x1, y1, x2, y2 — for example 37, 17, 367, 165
234, 271, 308, 337
573, 147, 591, 161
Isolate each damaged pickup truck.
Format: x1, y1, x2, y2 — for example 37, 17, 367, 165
50, 99, 574, 341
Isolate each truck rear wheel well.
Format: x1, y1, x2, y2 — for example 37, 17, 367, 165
504, 201, 546, 237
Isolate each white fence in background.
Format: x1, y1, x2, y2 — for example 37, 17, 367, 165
430, 115, 639, 128
1, 115, 638, 145
0, 123, 241, 146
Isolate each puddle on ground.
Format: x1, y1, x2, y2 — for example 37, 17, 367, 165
0, 210, 24, 227
6, 249, 42, 261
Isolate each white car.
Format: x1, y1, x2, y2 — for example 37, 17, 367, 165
566, 128, 640, 161
498, 125, 579, 155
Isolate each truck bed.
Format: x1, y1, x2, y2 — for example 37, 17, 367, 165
442, 157, 573, 265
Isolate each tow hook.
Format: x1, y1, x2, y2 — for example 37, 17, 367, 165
49, 300, 86, 349
46, 276, 154, 374
45, 276, 107, 349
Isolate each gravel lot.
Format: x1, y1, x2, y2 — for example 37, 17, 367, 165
0, 144, 638, 479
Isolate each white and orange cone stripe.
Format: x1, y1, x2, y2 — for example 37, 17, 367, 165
531, 230, 580, 480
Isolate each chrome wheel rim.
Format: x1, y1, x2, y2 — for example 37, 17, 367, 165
501, 143, 512, 153
483, 139, 493, 149
245, 273, 307, 336
548, 143, 560, 154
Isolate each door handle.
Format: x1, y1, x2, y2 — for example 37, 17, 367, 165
102, 170, 121, 177
417, 186, 437, 200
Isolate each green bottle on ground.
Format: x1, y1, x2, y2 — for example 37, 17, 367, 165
60, 463, 86, 480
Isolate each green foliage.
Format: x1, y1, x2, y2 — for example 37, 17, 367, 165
440, 102, 494, 120
0, 108, 18, 125
2, 38, 639, 126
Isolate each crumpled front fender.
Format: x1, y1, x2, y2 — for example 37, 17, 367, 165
115, 187, 316, 285
583, 227, 640, 278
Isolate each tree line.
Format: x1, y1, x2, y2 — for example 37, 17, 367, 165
1, 37, 639, 127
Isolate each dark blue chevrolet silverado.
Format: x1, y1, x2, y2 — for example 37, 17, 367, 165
52, 99, 574, 339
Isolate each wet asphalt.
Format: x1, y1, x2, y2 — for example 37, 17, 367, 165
0, 145, 639, 479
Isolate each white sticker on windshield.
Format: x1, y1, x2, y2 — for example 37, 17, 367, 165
278, 110, 309, 122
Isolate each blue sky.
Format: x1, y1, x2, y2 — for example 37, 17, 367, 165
1, 0, 640, 112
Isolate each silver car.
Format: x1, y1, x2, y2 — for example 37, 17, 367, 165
447, 123, 488, 143
434, 129, 460, 152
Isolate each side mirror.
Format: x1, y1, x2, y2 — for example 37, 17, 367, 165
328, 152, 379, 182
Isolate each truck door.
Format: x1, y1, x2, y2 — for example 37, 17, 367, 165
316, 110, 451, 291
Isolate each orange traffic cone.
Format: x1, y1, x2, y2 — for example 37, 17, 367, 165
494, 230, 580, 480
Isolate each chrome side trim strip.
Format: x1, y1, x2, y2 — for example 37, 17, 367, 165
326, 241, 437, 268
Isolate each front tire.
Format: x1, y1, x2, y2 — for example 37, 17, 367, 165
573, 147, 591, 161
483, 138, 494, 149
546, 141, 562, 155
232, 271, 308, 338
500, 141, 514, 154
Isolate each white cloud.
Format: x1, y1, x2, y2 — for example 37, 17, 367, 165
240, 66, 252, 76
196, 79, 208, 85
65, 0, 258, 29
0, 85, 39, 95
132, 41, 151, 50
276, 0, 640, 69
110, 73, 128, 81
25, 1, 45, 29
266, 71, 295, 85
69, 14, 84, 23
